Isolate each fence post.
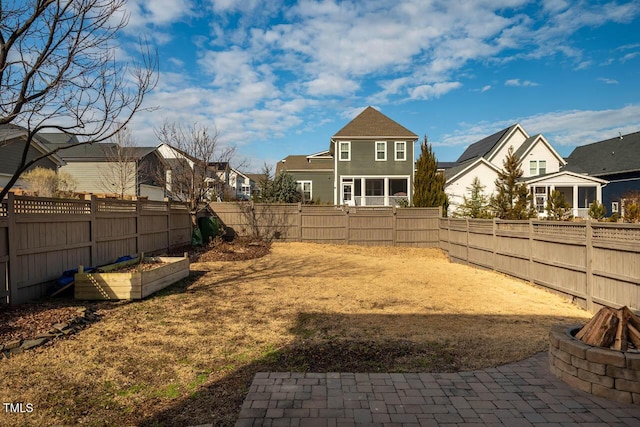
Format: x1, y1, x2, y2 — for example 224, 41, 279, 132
135, 198, 141, 254
586, 220, 594, 312
465, 218, 469, 263
90, 195, 97, 266
392, 206, 397, 247
6, 193, 17, 305
298, 202, 303, 242
345, 206, 350, 245
492, 218, 497, 270
529, 220, 534, 284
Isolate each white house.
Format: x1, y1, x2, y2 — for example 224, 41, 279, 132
442, 124, 607, 218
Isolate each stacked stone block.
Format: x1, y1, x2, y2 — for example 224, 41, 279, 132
549, 325, 640, 404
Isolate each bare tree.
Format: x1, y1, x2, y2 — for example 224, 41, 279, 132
97, 126, 138, 198
155, 121, 235, 223
0, 0, 157, 200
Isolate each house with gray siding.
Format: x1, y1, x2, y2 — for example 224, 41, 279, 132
277, 106, 418, 206
0, 124, 65, 190
564, 130, 640, 217
41, 138, 167, 201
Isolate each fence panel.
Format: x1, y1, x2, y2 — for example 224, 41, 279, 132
170, 203, 191, 247
348, 207, 394, 246
590, 223, 640, 311
396, 208, 440, 247
2, 195, 190, 304
447, 219, 468, 263
467, 219, 494, 269
494, 220, 530, 281
301, 206, 346, 244
10, 196, 92, 304
253, 204, 301, 241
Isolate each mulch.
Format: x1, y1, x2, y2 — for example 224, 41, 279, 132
0, 238, 270, 345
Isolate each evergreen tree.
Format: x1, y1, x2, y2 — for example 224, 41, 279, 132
454, 177, 491, 218
414, 135, 448, 214
588, 200, 606, 221
546, 190, 573, 221
259, 170, 302, 203
490, 146, 536, 219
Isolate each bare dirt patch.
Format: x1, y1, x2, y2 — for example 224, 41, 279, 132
0, 242, 590, 427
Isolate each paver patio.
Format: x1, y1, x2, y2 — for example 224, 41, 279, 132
234, 352, 640, 426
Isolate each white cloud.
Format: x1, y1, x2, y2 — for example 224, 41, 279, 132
305, 74, 359, 96
505, 79, 539, 87
437, 105, 640, 150
123, 0, 194, 29
409, 82, 463, 100
598, 77, 619, 85
481, 85, 492, 93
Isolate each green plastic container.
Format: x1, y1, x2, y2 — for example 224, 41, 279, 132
198, 216, 219, 244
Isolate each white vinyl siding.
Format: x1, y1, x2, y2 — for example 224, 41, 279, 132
375, 141, 386, 161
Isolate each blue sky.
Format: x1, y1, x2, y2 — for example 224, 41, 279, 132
118, 0, 640, 172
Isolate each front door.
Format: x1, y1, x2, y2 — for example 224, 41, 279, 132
342, 182, 353, 205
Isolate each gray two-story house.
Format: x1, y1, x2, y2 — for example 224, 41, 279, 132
277, 106, 418, 206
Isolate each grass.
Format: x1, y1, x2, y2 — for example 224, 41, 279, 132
0, 242, 590, 426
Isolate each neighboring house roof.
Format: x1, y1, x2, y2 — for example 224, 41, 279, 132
564, 131, 640, 176
437, 161, 459, 170
246, 173, 268, 184
277, 155, 334, 174
208, 161, 229, 171
332, 106, 418, 139
47, 142, 158, 162
0, 124, 65, 166
38, 132, 80, 145
456, 124, 518, 163
525, 170, 608, 185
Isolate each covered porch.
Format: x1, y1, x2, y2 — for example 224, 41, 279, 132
526, 172, 608, 219
340, 176, 411, 206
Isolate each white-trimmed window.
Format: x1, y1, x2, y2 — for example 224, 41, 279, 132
241, 184, 251, 196
297, 180, 312, 202
529, 160, 547, 176
395, 141, 406, 161
375, 141, 386, 161
339, 141, 350, 161
612, 201, 619, 213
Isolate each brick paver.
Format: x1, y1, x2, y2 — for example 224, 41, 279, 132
234, 352, 640, 426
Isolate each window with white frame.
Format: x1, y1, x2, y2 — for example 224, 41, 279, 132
241, 185, 251, 195
539, 160, 546, 175
529, 160, 547, 176
296, 181, 312, 202
339, 141, 350, 161
612, 201, 619, 213
375, 141, 386, 161
395, 141, 406, 161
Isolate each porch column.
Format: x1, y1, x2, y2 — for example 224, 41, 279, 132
573, 185, 579, 217
384, 178, 389, 206
361, 178, 366, 206
597, 184, 602, 204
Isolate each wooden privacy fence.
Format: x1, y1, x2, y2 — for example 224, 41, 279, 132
209, 202, 441, 247
1, 194, 191, 305
439, 218, 640, 314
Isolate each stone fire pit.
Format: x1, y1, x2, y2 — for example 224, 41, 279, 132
549, 325, 640, 404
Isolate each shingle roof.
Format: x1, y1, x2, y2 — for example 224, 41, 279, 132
514, 135, 538, 160
38, 132, 80, 145
332, 106, 418, 139
276, 155, 334, 174
456, 125, 517, 163
565, 131, 640, 176
48, 142, 158, 161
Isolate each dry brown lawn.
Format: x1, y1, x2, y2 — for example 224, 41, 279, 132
0, 242, 590, 426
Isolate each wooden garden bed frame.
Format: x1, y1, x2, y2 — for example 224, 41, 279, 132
74, 254, 189, 300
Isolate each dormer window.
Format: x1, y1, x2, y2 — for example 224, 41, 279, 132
529, 160, 547, 176
375, 141, 386, 161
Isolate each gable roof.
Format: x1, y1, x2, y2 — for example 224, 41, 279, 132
444, 157, 501, 184
332, 106, 418, 139
525, 170, 608, 185
0, 124, 65, 166
38, 132, 80, 145
514, 134, 566, 167
565, 131, 640, 176
456, 124, 518, 163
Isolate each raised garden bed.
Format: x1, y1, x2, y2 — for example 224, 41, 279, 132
74, 254, 189, 300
